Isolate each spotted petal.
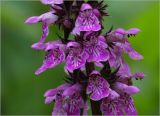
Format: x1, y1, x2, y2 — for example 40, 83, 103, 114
87, 71, 110, 101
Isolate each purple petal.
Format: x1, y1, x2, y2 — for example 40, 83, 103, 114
65, 42, 88, 72
74, 10, 101, 33
123, 41, 143, 60
31, 42, 46, 50
25, 16, 41, 24
126, 28, 140, 35
87, 70, 110, 101
117, 60, 132, 78
80, 3, 92, 11
35, 47, 65, 75
63, 83, 82, 96
114, 82, 140, 95
101, 98, 123, 115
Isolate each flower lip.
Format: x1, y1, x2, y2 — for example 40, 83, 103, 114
80, 3, 92, 11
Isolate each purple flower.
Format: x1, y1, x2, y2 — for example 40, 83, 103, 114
83, 32, 109, 62
65, 42, 88, 72
72, 3, 101, 35
35, 41, 65, 75
107, 28, 143, 60
113, 82, 140, 95
25, 11, 58, 48
101, 94, 137, 115
40, 0, 63, 5
45, 83, 85, 115
87, 70, 110, 101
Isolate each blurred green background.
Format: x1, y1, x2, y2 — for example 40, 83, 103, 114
1, 0, 159, 115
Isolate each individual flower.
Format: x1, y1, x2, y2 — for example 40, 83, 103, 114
25, 11, 58, 49
107, 28, 143, 60
72, 3, 101, 35
87, 70, 110, 101
40, 0, 63, 5
83, 32, 109, 62
65, 42, 88, 72
44, 83, 85, 115
35, 40, 65, 75
101, 94, 137, 115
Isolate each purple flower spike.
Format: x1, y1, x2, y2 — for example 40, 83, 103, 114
40, 0, 63, 5
35, 41, 65, 75
84, 33, 109, 62
65, 42, 88, 72
72, 3, 101, 35
114, 82, 140, 95
87, 70, 110, 101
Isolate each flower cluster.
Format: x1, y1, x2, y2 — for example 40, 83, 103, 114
25, 0, 144, 115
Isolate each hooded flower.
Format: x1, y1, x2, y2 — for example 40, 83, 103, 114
87, 70, 110, 101
65, 42, 88, 72
35, 40, 65, 75
72, 3, 101, 35
25, 11, 58, 49
83, 32, 109, 62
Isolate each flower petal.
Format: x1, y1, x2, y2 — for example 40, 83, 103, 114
35, 47, 65, 75
80, 3, 92, 11
40, 0, 63, 5
25, 16, 41, 24
126, 28, 140, 35
123, 41, 143, 60
87, 71, 110, 101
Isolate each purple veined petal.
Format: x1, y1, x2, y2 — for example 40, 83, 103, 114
80, 3, 92, 11
73, 10, 101, 33
87, 70, 110, 101
101, 98, 124, 115
62, 93, 84, 115
86, 44, 110, 62
35, 47, 65, 75
123, 41, 143, 60
126, 28, 140, 35
98, 35, 108, 48
40, 0, 63, 5
114, 82, 140, 95
45, 96, 56, 104
31, 42, 46, 50
133, 72, 145, 80
65, 42, 88, 72
38, 22, 49, 43
120, 95, 138, 115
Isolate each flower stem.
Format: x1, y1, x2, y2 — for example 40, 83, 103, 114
85, 62, 102, 115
